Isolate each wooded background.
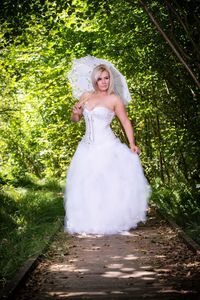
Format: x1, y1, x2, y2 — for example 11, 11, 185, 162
0, 0, 200, 282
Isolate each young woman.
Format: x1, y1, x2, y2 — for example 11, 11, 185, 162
64, 64, 150, 235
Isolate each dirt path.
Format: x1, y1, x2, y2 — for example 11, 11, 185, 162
15, 210, 200, 300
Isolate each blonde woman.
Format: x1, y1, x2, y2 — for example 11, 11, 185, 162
64, 64, 150, 235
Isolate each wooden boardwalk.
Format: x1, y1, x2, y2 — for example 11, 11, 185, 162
14, 210, 200, 300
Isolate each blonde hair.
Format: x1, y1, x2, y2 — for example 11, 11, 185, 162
91, 64, 114, 94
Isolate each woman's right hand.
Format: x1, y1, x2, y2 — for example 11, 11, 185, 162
71, 102, 83, 122
72, 103, 82, 115
71, 92, 90, 122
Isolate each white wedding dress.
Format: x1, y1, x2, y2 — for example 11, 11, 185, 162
64, 105, 151, 235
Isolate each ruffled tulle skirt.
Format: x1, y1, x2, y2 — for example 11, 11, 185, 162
64, 138, 151, 235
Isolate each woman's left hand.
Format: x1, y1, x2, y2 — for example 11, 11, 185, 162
130, 145, 141, 154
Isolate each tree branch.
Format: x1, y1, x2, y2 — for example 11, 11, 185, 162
165, 0, 200, 59
138, 0, 200, 89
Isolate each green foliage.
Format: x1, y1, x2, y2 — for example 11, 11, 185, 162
0, 176, 64, 287
0, 0, 199, 285
152, 180, 200, 244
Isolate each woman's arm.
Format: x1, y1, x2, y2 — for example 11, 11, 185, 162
71, 103, 82, 122
71, 92, 91, 122
114, 97, 139, 154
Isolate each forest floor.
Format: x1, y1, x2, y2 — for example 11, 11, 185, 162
14, 208, 200, 300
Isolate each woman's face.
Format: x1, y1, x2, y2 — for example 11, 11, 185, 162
96, 70, 110, 92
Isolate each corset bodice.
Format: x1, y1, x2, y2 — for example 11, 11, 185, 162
81, 106, 117, 145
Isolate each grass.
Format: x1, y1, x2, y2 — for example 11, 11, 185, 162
151, 179, 200, 245
0, 175, 65, 289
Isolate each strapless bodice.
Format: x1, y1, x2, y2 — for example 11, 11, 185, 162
81, 106, 117, 145
65, 106, 150, 235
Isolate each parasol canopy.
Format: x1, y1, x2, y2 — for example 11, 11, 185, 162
68, 55, 132, 105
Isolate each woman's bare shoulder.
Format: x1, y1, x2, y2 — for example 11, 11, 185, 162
79, 91, 93, 105
110, 94, 123, 105
80, 91, 93, 99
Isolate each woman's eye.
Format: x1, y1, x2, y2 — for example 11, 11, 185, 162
97, 76, 109, 81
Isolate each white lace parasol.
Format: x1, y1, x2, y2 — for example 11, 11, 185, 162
67, 55, 132, 105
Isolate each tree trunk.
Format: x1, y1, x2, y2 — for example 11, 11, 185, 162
165, 0, 200, 58
138, 0, 200, 89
